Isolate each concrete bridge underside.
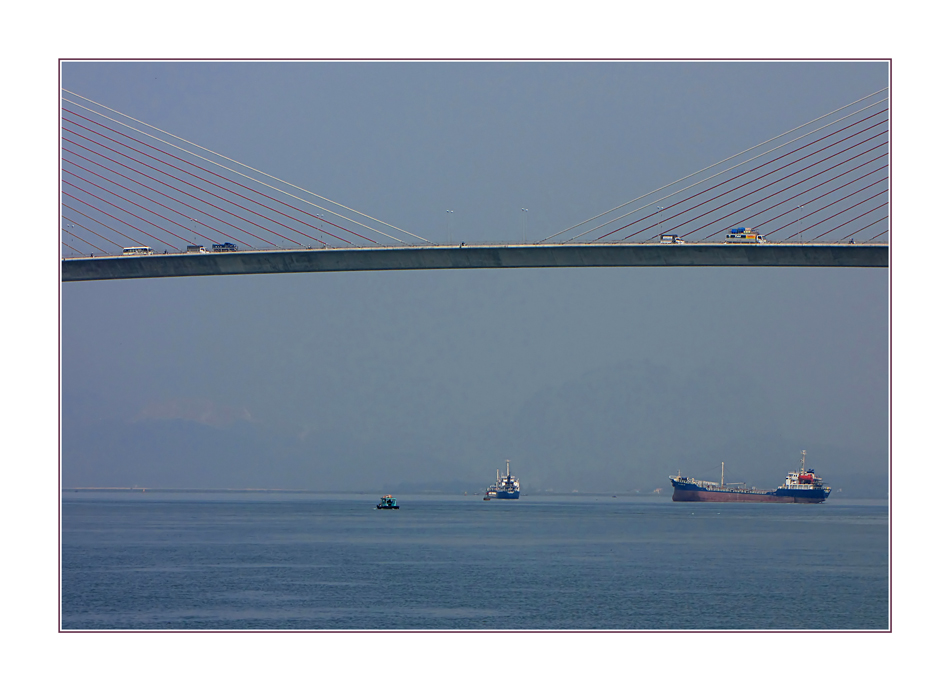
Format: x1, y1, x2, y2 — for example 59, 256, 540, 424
61, 243, 889, 282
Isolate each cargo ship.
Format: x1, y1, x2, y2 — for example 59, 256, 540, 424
670, 451, 831, 503
485, 460, 520, 500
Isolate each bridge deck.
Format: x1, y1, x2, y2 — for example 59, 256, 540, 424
61, 243, 889, 281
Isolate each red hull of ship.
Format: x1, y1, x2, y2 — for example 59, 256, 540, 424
672, 488, 824, 503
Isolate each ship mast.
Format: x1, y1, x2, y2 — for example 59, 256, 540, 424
721, 462, 724, 488
801, 450, 807, 473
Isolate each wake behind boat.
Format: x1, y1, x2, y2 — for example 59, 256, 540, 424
670, 450, 831, 503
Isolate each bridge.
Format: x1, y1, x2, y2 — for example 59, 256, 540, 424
60, 88, 890, 279
62, 242, 887, 281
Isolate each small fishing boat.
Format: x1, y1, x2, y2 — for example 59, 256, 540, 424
376, 495, 399, 509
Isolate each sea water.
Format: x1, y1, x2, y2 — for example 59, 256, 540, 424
61, 493, 888, 630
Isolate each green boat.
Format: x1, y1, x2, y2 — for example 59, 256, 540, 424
376, 495, 399, 510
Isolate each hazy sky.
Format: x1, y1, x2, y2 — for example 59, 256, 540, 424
59, 61, 889, 494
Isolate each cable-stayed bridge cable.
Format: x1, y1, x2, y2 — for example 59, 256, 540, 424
717, 157, 890, 240
62, 91, 431, 246
63, 116, 358, 246
609, 113, 888, 242
62, 201, 150, 248
659, 134, 888, 241
552, 91, 889, 243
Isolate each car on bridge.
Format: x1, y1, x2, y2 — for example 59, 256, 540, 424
660, 234, 685, 244
211, 242, 239, 252
122, 246, 153, 255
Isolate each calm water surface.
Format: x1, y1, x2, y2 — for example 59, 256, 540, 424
61, 493, 888, 630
